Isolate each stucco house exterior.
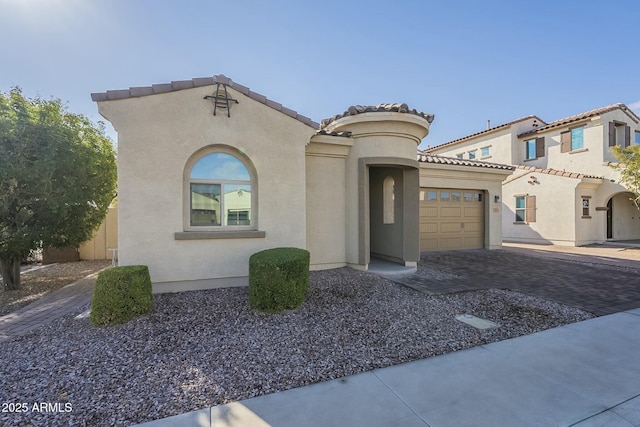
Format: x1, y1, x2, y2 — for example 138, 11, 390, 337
92, 74, 513, 292
425, 103, 640, 246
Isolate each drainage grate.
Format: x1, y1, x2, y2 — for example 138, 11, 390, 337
455, 314, 500, 330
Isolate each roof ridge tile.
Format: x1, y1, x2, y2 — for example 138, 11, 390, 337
417, 153, 515, 171
513, 164, 603, 180
519, 103, 640, 137
425, 115, 545, 151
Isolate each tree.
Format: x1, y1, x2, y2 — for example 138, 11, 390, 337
0, 88, 117, 290
611, 144, 640, 209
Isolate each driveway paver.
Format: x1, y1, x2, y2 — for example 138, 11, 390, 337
388, 248, 640, 316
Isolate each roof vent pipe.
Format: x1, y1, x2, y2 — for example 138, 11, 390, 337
487, 120, 491, 130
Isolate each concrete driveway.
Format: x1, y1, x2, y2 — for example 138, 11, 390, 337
392, 243, 640, 316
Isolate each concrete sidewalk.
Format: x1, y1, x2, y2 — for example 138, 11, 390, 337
135, 309, 640, 427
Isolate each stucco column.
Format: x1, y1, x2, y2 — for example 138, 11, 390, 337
321, 104, 434, 269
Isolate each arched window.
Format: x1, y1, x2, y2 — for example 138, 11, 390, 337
187, 149, 255, 229
383, 176, 395, 224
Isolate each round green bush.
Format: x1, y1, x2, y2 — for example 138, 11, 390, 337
90, 265, 152, 326
249, 247, 310, 313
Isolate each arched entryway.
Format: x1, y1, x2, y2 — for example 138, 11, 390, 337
606, 192, 640, 240
361, 159, 420, 267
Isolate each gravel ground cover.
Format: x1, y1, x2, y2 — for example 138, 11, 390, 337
0, 261, 111, 316
0, 267, 593, 427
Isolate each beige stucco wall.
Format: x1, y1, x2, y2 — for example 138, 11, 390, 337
324, 113, 430, 268
419, 164, 510, 249
97, 85, 315, 287
305, 135, 352, 270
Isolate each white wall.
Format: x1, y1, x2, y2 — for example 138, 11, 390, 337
305, 135, 352, 270
503, 170, 580, 245
427, 117, 540, 165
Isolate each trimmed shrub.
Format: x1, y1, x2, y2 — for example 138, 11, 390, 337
90, 265, 152, 326
249, 247, 310, 313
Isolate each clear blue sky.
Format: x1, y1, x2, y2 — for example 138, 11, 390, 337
1, 0, 639, 149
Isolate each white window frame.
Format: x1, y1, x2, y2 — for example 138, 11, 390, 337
581, 196, 591, 218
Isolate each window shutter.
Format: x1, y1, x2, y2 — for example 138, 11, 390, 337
525, 195, 536, 222
561, 131, 571, 153
609, 122, 616, 147
624, 126, 631, 148
536, 137, 545, 158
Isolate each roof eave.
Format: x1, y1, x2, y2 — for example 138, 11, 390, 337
91, 74, 320, 129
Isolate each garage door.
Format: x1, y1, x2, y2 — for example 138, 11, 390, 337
420, 188, 485, 251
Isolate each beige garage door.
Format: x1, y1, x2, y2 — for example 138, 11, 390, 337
420, 188, 485, 251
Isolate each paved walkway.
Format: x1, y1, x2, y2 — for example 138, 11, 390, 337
136, 309, 640, 427
0, 271, 99, 343
387, 246, 640, 316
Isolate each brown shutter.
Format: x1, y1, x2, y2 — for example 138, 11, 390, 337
525, 195, 536, 223
561, 131, 571, 153
536, 137, 545, 158
625, 126, 631, 147
609, 122, 616, 146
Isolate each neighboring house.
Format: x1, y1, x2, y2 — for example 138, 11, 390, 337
426, 103, 640, 246
92, 75, 513, 291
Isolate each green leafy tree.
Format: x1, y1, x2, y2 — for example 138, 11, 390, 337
0, 88, 117, 290
611, 144, 640, 209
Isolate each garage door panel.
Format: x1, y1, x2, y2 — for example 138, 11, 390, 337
420, 188, 484, 252
420, 238, 438, 251
440, 207, 461, 217
464, 207, 482, 217
420, 206, 438, 217
463, 222, 483, 233
440, 222, 462, 233
464, 236, 483, 247
420, 223, 438, 233
440, 237, 464, 249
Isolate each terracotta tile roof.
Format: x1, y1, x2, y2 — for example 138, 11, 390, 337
518, 103, 640, 137
425, 115, 545, 152
91, 74, 320, 129
417, 153, 515, 171
321, 103, 435, 129
504, 165, 603, 183
315, 130, 352, 137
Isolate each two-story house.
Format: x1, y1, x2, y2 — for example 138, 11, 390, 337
425, 103, 640, 246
